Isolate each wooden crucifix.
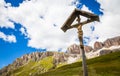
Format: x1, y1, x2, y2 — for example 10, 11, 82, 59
61, 8, 99, 76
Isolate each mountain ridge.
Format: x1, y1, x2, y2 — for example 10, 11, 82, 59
0, 36, 120, 76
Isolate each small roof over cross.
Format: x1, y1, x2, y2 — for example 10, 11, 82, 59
61, 8, 100, 32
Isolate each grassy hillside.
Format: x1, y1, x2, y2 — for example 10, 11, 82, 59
8, 56, 54, 76
37, 51, 120, 76
6, 51, 120, 76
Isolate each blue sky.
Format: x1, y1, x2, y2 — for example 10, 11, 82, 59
0, 22, 46, 68
0, 0, 102, 69
0, 0, 120, 69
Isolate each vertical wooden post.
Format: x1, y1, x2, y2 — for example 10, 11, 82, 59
77, 16, 88, 76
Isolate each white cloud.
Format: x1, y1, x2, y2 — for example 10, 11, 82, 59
1, 0, 120, 51
20, 27, 28, 37
81, 5, 93, 13
0, 32, 16, 43
0, 0, 14, 28
88, 0, 120, 46
0, 0, 78, 51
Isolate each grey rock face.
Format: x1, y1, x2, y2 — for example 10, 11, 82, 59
53, 52, 68, 65
84, 46, 93, 53
104, 36, 120, 48
67, 44, 93, 54
67, 44, 80, 54
99, 50, 112, 55
94, 41, 103, 51
0, 51, 54, 76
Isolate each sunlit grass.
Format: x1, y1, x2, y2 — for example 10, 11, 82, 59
38, 51, 120, 76
10, 56, 54, 76
7, 51, 120, 76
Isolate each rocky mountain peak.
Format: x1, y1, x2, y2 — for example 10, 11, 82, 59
84, 46, 93, 52
104, 36, 120, 48
67, 44, 80, 54
53, 52, 68, 65
0, 51, 54, 75
67, 44, 93, 54
0, 36, 120, 76
94, 41, 103, 51
67, 36, 120, 53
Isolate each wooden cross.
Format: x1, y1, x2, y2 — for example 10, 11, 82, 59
61, 8, 99, 76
